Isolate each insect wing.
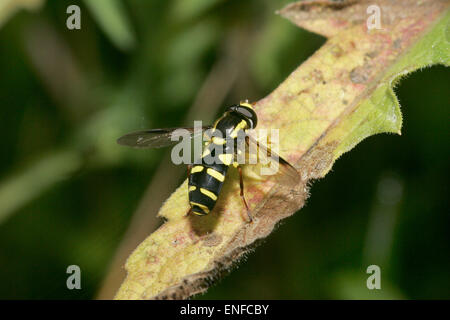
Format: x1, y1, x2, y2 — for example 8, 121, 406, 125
117, 126, 211, 149
243, 135, 300, 187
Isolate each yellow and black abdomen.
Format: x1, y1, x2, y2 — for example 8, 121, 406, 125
188, 161, 228, 216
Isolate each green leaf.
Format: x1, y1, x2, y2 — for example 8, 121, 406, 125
0, 0, 44, 29
0, 150, 82, 224
83, 0, 136, 51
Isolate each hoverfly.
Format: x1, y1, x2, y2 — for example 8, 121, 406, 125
117, 101, 300, 222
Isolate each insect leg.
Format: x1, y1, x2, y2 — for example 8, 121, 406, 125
185, 207, 193, 217
238, 166, 253, 222
185, 164, 193, 217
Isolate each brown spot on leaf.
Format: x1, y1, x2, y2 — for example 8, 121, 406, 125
393, 38, 402, 49
330, 44, 344, 57
202, 233, 223, 247
297, 87, 311, 95
298, 141, 338, 180
350, 66, 369, 83
311, 69, 325, 83
366, 50, 380, 59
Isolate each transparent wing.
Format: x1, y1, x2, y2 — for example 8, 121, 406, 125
243, 135, 301, 187
117, 126, 212, 149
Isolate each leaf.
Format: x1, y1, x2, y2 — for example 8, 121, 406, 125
169, 0, 223, 23
0, 150, 82, 224
83, 0, 136, 51
115, 0, 449, 299
0, 0, 44, 29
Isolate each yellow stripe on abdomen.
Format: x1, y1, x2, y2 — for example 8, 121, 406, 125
206, 168, 225, 182
190, 165, 204, 173
190, 201, 210, 214
200, 188, 218, 201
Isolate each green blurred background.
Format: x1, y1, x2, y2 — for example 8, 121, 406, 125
0, 0, 448, 299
